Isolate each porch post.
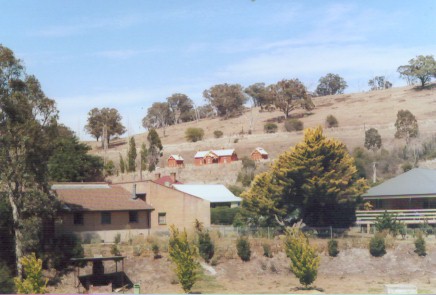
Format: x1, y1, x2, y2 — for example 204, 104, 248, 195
367, 223, 370, 234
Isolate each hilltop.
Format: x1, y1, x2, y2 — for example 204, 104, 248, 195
86, 85, 436, 184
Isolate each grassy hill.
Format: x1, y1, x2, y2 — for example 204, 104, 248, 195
86, 85, 436, 184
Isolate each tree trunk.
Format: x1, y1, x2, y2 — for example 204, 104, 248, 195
8, 193, 23, 278
372, 162, 377, 184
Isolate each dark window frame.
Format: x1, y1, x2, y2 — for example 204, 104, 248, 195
101, 212, 111, 224
129, 211, 139, 223
158, 212, 166, 225
73, 212, 84, 225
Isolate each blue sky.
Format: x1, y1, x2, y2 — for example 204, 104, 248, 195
1, 1, 435, 139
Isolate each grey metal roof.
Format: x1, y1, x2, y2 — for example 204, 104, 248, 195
363, 168, 436, 197
173, 184, 242, 203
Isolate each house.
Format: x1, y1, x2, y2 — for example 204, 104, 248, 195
194, 149, 238, 166
356, 168, 436, 230
167, 154, 184, 168
172, 184, 242, 208
251, 147, 269, 160
54, 183, 154, 243
115, 180, 211, 231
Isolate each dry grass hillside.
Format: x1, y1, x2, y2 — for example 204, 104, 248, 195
86, 85, 436, 184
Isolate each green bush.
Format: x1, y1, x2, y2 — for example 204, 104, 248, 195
185, 127, 205, 142
198, 231, 215, 263
52, 234, 85, 270
325, 115, 339, 128
241, 156, 256, 170
374, 211, 403, 236
264, 123, 278, 133
152, 243, 161, 259
401, 162, 413, 172
111, 244, 121, 256
236, 236, 251, 261
0, 261, 14, 294
414, 233, 426, 256
211, 206, 240, 225
263, 243, 273, 258
213, 130, 223, 138
284, 119, 304, 132
14, 253, 47, 294
114, 233, 121, 244
328, 239, 339, 257
369, 234, 386, 257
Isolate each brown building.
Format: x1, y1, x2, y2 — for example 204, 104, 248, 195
194, 149, 238, 166
54, 183, 154, 243
167, 154, 184, 168
251, 147, 269, 161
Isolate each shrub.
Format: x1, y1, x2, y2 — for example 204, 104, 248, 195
284, 228, 320, 288
152, 243, 161, 259
0, 262, 14, 294
284, 119, 304, 132
236, 236, 251, 261
414, 233, 426, 256
241, 156, 256, 170
374, 211, 403, 237
263, 243, 273, 258
14, 253, 47, 294
401, 162, 413, 172
264, 123, 278, 133
369, 234, 386, 257
325, 115, 338, 128
328, 239, 339, 257
213, 130, 223, 138
185, 127, 205, 142
198, 231, 215, 263
111, 244, 121, 256
168, 226, 199, 293
114, 233, 121, 244
52, 234, 85, 270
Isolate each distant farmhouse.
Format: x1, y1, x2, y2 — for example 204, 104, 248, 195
194, 149, 238, 166
251, 147, 268, 161
167, 154, 184, 168
356, 168, 436, 230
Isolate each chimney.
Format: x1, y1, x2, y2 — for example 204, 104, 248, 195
170, 172, 176, 183
131, 183, 137, 199
155, 173, 161, 180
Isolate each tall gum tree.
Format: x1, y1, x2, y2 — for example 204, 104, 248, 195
0, 45, 58, 277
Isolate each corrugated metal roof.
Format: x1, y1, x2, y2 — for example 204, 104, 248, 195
173, 184, 242, 203
194, 149, 235, 158
52, 183, 110, 190
255, 147, 268, 155
169, 154, 184, 161
363, 168, 436, 197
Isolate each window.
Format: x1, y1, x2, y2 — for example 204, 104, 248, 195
158, 212, 166, 225
101, 212, 111, 224
129, 211, 138, 223
73, 213, 84, 225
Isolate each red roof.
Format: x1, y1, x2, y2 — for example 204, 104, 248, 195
153, 176, 183, 186
55, 185, 154, 212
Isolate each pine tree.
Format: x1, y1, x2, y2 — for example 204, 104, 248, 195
168, 225, 199, 293
140, 143, 148, 171
147, 128, 163, 172
119, 153, 125, 174
127, 137, 137, 172
242, 126, 368, 227
284, 228, 320, 288
14, 253, 47, 294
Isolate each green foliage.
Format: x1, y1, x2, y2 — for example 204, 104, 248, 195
369, 234, 386, 257
327, 239, 339, 257
397, 55, 436, 87
237, 170, 255, 187
374, 211, 403, 236
119, 153, 126, 174
270, 79, 314, 118
227, 185, 245, 197
284, 118, 304, 132
0, 261, 14, 293
401, 162, 413, 172
127, 137, 137, 172
241, 156, 256, 170
211, 206, 240, 225
414, 233, 426, 256
325, 115, 338, 128
213, 130, 223, 138
147, 128, 163, 172
167, 93, 195, 124
242, 127, 368, 227
85, 107, 126, 143
198, 231, 214, 263
114, 233, 121, 244
236, 236, 251, 262
395, 110, 418, 143
316, 73, 348, 96
104, 160, 116, 176
51, 234, 84, 270
364, 128, 382, 152
110, 244, 121, 256
185, 127, 205, 142
263, 243, 273, 258
368, 76, 392, 90
140, 143, 148, 171
14, 253, 47, 294
284, 228, 320, 288
152, 243, 160, 259
264, 122, 278, 133
48, 136, 104, 182
169, 226, 199, 293
203, 83, 248, 119
245, 82, 274, 110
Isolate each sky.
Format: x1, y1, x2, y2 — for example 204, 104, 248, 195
1, 1, 436, 139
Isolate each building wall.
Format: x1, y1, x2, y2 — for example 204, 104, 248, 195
251, 151, 261, 161
369, 197, 436, 210
117, 181, 211, 230
194, 158, 204, 166
168, 158, 176, 167
56, 210, 151, 242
